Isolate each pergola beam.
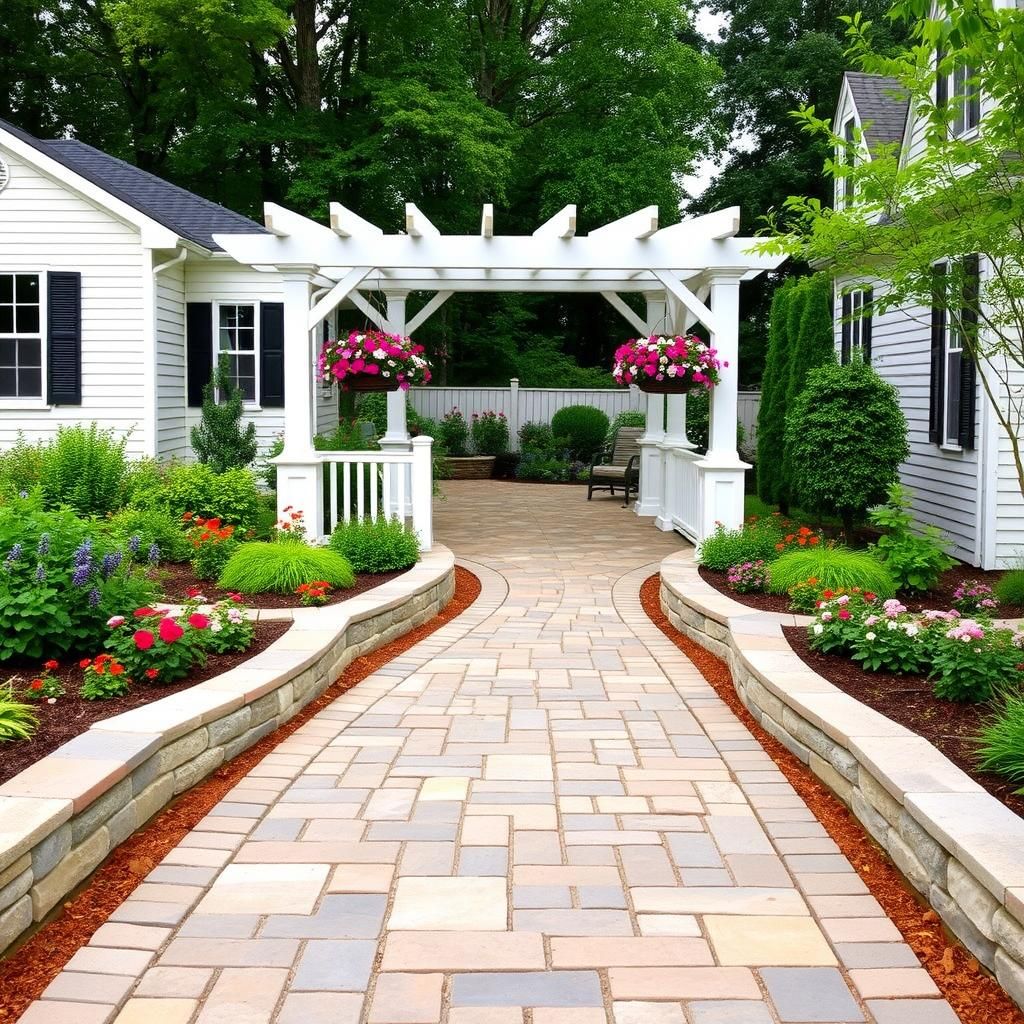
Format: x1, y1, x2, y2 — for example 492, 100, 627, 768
652, 271, 720, 336
533, 205, 577, 240
329, 202, 383, 239
346, 290, 388, 330
589, 206, 658, 240
600, 291, 649, 335
407, 291, 454, 334
306, 266, 373, 330
481, 204, 494, 238
405, 203, 439, 238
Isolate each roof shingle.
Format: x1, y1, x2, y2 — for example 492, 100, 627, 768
844, 72, 911, 150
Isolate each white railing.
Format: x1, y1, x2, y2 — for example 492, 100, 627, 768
315, 436, 434, 550
663, 447, 703, 543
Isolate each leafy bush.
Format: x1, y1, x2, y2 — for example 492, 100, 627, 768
492, 453, 521, 479
868, 484, 955, 593
995, 569, 1024, 606
219, 541, 355, 593
0, 434, 44, 496
104, 508, 191, 563
0, 686, 38, 740
605, 410, 646, 447
199, 598, 255, 654
698, 520, 787, 571
726, 561, 769, 594
438, 409, 470, 456
38, 424, 129, 516
519, 422, 560, 459
327, 517, 419, 573
930, 622, 1022, 703
550, 405, 610, 461
191, 355, 258, 472
316, 419, 376, 452
807, 591, 893, 656
470, 411, 510, 456
186, 515, 241, 581
105, 609, 209, 685
785, 359, 908, 536
850, 608, 931, 675
683, 389, 746, 455
977, 694, 1024, 790
0, 495, 159, 663
355, 392, 389, 435
80, 653, 132, 699
768, 546, 897, 598
132, 463, 262, 531
952, 580, 1000, 614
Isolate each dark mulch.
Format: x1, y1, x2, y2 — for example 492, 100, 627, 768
782, 624, 1024, 819
0, 619, 291, 787
699, 563, 1024, 619
158, 562, 405, 608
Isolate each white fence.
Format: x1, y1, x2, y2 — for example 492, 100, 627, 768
410, 379, 761, 453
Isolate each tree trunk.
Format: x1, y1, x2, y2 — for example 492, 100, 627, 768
292, 0, 321, 111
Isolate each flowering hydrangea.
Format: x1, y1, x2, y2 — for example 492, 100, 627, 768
946, 619, 986, 642
951, 580, 1000, 614
318, 329, 432, 391
726, 560, 769, 594
611, 335, 724, 389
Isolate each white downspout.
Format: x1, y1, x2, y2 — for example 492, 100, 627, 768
144, 247, 187, 461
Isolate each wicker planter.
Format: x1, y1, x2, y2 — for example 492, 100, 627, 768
444, 455, 497, 480
636, 377, 697, 394
344, 375, 401, 393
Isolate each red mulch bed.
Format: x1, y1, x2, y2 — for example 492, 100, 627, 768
700, 562, 1024, 618
0, 620, 291, 787
0, 566, 481, 1022
641, 574, 1024, 1024
782, 624, 1024, 819
159, 561, 405, 608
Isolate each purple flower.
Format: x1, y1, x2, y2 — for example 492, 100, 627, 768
34, 563, 45, 582
71, 563, 91, 587
4, 543, 22, 568
147, 543, 160, 565
101, 551, 123, 579
128, 534, 141, 554
88, 587, 101, 607
37, 533, 50, 557
73, 539, 92, 565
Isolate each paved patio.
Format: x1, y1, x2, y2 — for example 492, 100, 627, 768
21, 481, 957, 1024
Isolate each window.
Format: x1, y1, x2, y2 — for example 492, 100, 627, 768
0, 273, 42, 398
839, 117, 857, 209
840, 287, 872, 364
937, 46, 980, 137
930, 256, 979, 450
217, 303, 257, 402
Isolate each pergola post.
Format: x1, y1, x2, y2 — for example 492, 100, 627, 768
634, 292, 667, 517
696, 272, 749, 537
273, 269, 322, 533
380, 290, 411, 518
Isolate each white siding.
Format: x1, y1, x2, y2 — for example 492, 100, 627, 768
0, 147, 150, 456
155, 259, 187, 460
834, 281, 981, 564
992, 357, 1024, 567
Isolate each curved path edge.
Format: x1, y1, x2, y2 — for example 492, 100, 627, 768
660, 547, 1024, 1012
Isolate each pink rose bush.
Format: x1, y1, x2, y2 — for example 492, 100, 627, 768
612, 335, 725, 388
318, 329, 431, 391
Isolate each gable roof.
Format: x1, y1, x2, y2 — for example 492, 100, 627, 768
844, 72, 911, 150
0, 117, 267, 251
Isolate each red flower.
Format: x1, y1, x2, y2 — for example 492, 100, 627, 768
182, 511, 194, 522
227, 592, 242, 602
29, 679, 43, 690
134, 607, 156, 618
79, 658, 92, 669
110, 663, 125, 676
159, 618, 184, 644
188, 613, 210, 630
133, 629, 155, 651
864, 592, 877, 602
44, 659, 58, 671
145, 668, 159, 679
809, 536, 820, 546
838, 609, 851, 621
207, 518, 221, 530
186, 586, 202, 599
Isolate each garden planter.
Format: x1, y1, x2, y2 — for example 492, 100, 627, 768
444, 455, 497, 480
345, 374, 401, 392
636, 377, 697, 394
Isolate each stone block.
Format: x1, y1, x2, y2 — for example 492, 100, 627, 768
249, 689, 282, 726
156, 729, 208, 775
994, 908, 1024, 965
132, 774, 174, 828
31, 826, 109, 919
70, 778, 132, 847
897, 811, 948, 889
744, 677, 784, 725
859, 770, 903, 827
995, 947, 1024, 1013
886, 830, 933, 896
0, 894, 31, 954
30, 822, 71, 879
761, 715, 810, 765
106, 802, 139, 849
823, 743, 860, 784
947, 859, 999, 941
850, 790, 891, 851
929, 883, 996, 971
223, 717, 280, 762
0, 854, 30, 894
173, 748, 225, 796
207, 707, 252, 747
809, 753, 853, 806
0, 867, 32, 914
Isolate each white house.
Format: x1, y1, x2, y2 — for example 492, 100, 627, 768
831, 69, 1022, 570
0, 116, 343, 462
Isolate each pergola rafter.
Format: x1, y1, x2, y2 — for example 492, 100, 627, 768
213, 201, 785, 544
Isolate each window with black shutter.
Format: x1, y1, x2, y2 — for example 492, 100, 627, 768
46, 271, 81, 405
958, 254, 980, 449
0, 273, 44, 399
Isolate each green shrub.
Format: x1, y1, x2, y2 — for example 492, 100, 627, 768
328, 517, 420, 573
38, 423, 129, 516
785, 358, 909, 536
470, 411, 510, 456
0, 686, 38, 741
438, 409, 470, 456
868, 483, 955, 592
930, 624, 1021, 703
977, 693, 1024, 789
758, 279, 799, 505
316, 419, 376, 452
191, 355, 258, 472
0, 434, 43, 496
550, 405, 610, 461
516, 455, 569, 482
519, 422, 560, 458
193, 536, 240, 581
119, 458, 164, 507
104, 508, 191, 563
218, 541, 355, 593
767, 546, 897, 598
697, 520, 787, 571
132, 463, 262, 531
605, 410, 646, 447
995, 569, 1024, 606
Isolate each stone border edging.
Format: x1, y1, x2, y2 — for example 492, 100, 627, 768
658, 548, 1024, 1012
0, 546, 457, 956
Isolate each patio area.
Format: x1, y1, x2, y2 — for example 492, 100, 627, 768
19, 481, 955, 1024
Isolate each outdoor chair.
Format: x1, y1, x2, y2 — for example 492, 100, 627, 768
587, 426, 643, 507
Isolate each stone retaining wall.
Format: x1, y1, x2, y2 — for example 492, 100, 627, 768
0, 547, 456, 956
659, 549, 1024, 1012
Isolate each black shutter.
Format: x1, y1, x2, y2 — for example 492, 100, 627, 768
46, 271, 82, 405
861, 287, 873, 364
840, 292, 852, 364
958, 254, 980, 449
260, 302, 285, 408
186, 303, 213, 407
936, 45, 948, 108
929, 263, 947, 444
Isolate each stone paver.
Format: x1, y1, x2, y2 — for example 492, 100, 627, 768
22, 483, 958, 1023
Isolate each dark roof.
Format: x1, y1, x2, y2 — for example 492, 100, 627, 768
0, 118, 266, 250
844, 72, 910, 150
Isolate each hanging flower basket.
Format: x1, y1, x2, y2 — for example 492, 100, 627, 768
612, 334, 725, 392
317, 329, 432, 392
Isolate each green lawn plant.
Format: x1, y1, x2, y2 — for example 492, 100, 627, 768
328, 517, 419, 573
868, 484, 954, 593
995, 569, 1024, 607
132, 463, 262, 531
38, 423, 129, 516
930, 621, 1022, 703
219, 542, 355, 594
549, 405, 610, 461
104, 508, 192, 563
977, 693, 1024, 792
768, 545, 896, 598
0, 684, 38, 740
697, 518, 787, 571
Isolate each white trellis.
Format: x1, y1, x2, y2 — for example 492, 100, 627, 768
213, 202, 784, 548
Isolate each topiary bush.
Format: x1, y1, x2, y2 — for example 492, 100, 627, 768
191, 355, 258, 472
550, 405, 610, 461
785, 358, 908, 537
38, 423, 129, 516
218, 541, 355, 594
327, 517, 420, 573
767, 545, 897, 598
131, 463, 263, 532
757, 279, 798, 506
104, 508, 192, 563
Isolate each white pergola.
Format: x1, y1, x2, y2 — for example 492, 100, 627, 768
213, 202, 784, 543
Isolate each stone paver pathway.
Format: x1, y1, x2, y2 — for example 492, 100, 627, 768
22, 482, 959, 1024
